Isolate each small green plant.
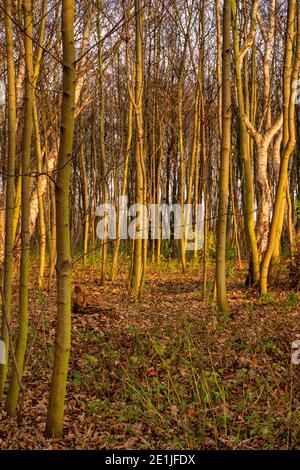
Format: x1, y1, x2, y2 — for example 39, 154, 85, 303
244, 300, 255, 314
287, 292, 298, 307
71, 370, 84, 387
86, 400, 107, 415
263, 341, 277, 353
84, 354, 98, 366
259, 292, 275, 305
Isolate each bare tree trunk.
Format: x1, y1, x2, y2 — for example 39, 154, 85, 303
6, 0, 35, 416
216, 0, 232, 313
260, 0, 300, 294
0, 0, 17, 397
45, 0, 75, 437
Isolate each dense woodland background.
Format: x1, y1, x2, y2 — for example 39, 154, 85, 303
0, 0, 300, 450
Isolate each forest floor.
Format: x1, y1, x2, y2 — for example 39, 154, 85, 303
0, 258, 300, 450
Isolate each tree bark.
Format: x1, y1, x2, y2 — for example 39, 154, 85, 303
45, 0, 75, 437
216, 0, 232, 313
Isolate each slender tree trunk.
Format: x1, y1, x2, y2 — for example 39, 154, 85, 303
6, 0, 34, 416
110, 3, 134, 280
45, 0, 75, 437
215, 0, 222, 141
130, 0, 146, 298
0, 0, 17, 397
33, 98, 46, 287
216, 0, 232, 313
97, 0, 108, 286
78, 124, 89, 268
260, 0, 300, 294
232, 0, 259, 282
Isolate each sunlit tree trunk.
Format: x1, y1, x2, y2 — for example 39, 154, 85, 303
97, 0, 108, 286
216, 0, 232, 313
45, 0, 75, 437
232, 0, 259, 282
5, 0, 34, 416
177, 31, 190, 273
130, 0, 146, 298
260, 0, 300, 294
0, 0, 17, 398
33, 98, 46, 287
110, 2, 134, 280
110, 86, 133, 280
215, 0, 222, 141
78, 123, 89, 269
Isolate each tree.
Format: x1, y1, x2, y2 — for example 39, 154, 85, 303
260, 0, 300, 294
97, 0, 108, 285
45, 0, 76, 437
231, 0, 259, 283
216, 0, 232, 313
130, 0, 146, 299
0, 0, 17, 397
5, 0, 35, 416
